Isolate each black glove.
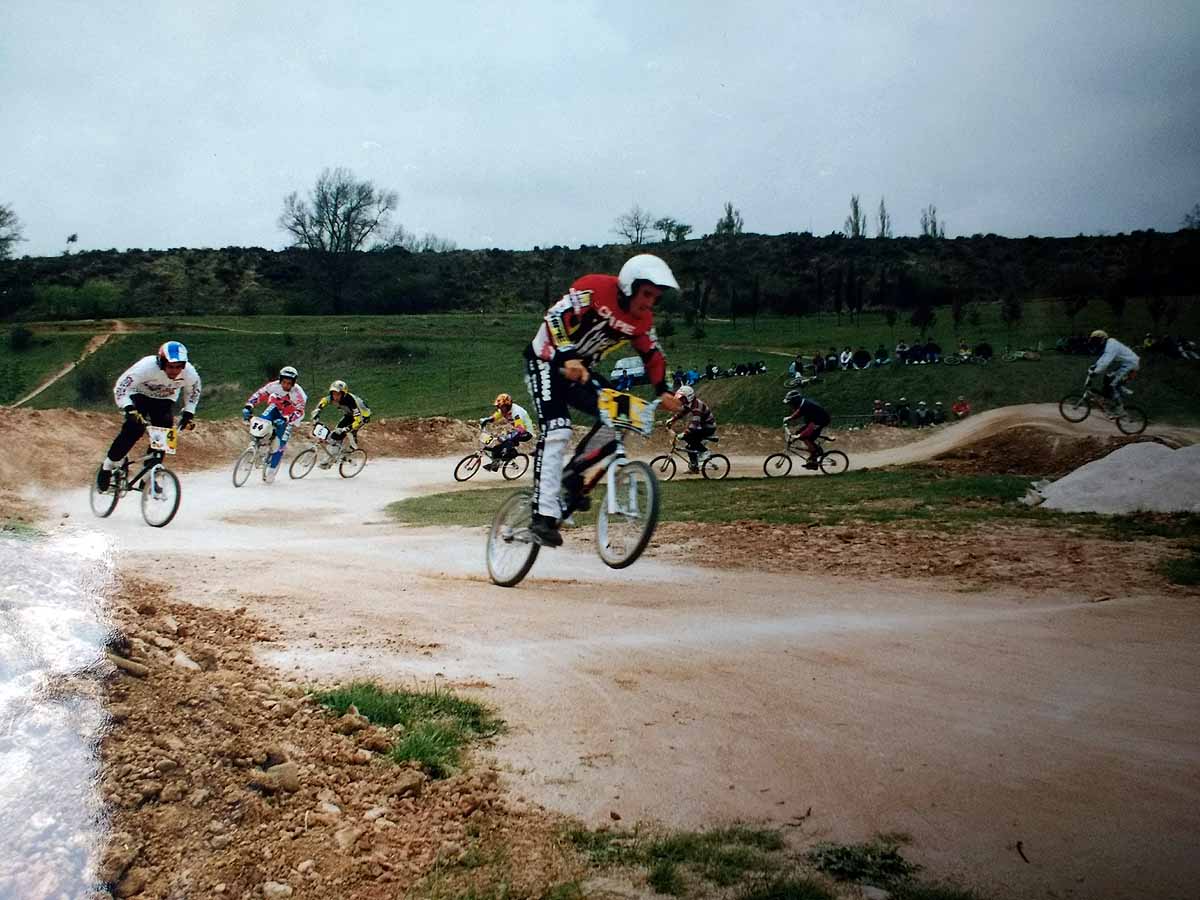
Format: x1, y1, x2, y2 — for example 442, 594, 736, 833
178, 411, 195, 431
124, 406, 147, 426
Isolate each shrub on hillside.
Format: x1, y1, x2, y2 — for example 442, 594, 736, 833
74, 365, 108, 403
8, 325, 34, 351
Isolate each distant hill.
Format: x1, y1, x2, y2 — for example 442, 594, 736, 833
2, 229, 1197, 322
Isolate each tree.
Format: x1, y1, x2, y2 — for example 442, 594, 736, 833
713, 202, 744, 236
920, 204, 945, 238
614, 203, 653, 245
1182, 203, 1200, 230
279, 167, 399, 312
0, 203, 25, 260
1000, 294, 1024, 336
653, 216, 693, 242
876, 197, 893, 238
844, 194, 867, 238
909, 301, 936, 338
884, 307, 898, 339
64, 233, 78, 256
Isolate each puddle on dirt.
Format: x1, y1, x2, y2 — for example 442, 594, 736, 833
0, 529, 114, 897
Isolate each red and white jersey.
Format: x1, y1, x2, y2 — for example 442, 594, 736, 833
530, 274, 668, 393
246, 380, 307, 424
113, 356, 202, 413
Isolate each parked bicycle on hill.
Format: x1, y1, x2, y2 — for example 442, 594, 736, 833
486, 376, 663, 587
763, 428, 849, 476
89, 424, 182, 527
650, 430, 730, 481
289, 421, 368, 479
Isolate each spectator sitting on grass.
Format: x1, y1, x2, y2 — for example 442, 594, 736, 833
933, 401, 946, 424
826, 347, 839, 370
874, 344, 890, 366
852, 347, 872, 369
952, 395, 971, 419
672, 366, 685, 390
812, 353, 826, 374
895, 339, 910, 364
925, 340, 942, 363
838, 346, 853, 369
706, 360, 720, 380
957, 339, 971, 360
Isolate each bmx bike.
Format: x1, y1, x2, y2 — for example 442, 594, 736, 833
649, 431, 730, 481
763, 428, 849, 477
89, 425, 182, 527
1058, 376, 1147, 435
289, 422, 368, 479
232, 415, 284, 486
454, 429, 530, 482
486, 379, 661, 587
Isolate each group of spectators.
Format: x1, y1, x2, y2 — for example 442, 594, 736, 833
671, 360, 768, 390
1057, 332, 1198, 361
790, 339, 994, 379
870, 395, 971, 427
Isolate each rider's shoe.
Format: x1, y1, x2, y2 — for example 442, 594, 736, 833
484, 461, 500, 471
687, 465, 700, 474
803, 461, 820, 470
562, 472, 591, 512
96, 468, 111, 493
530, 514, 563, 547
318, 459, 334, 469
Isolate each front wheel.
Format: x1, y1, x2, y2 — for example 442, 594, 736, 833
1059, 394, 1092, 423
763, 453, 792, 477
89, 467, 120, 517
339, 448, 368, 478
1115, 406, 1148, 435
454, 453, 481, 482
819, 449, 850, 475
140, 466, 181, 527
942, 355, 961, 367
596, 460, 660, 569
289, 447, 317, 479
649, 454, 677, 482
232, 447, 257, 487
501, 453, 530, 480
486, 490, 540, 587
701, 453, 731, 480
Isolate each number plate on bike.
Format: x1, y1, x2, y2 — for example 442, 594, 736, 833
312, 423, 330, 440
597, 389, 654, 435
249, 416, 273, 439
147, 426, 177, 455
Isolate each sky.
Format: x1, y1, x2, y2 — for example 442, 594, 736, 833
3, 0, 1199, 258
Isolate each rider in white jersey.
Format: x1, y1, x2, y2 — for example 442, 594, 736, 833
96, 341, 201, 493
1088, 329, 1140, 410
242, 365, 307, 481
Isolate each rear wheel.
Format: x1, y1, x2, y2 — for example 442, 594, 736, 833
339, 448, 368, 478
89, 466, 121, 517
819, 449, 850, 475
701, 453, 731, 480
502, 453, 530, 480
596, 460, 660, 569
1115, 406, 1148, 435
942, 355, 961, 367
140, 466, 181, 527
232, 447, 256, 487
289, 447, 317, 479
1059, 394, 1092, 423
454, 454, 481, 482
763, 453, 792, 477
486, 490, 540, 587
649, 454, 677, 482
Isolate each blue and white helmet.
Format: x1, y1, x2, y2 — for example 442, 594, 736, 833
157, 341, 189, 367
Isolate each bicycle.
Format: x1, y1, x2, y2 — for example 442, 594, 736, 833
289, 422, 368, 479
232, 416, 280, 487
486, 378, 661, 587
649, 431, 730, 481
942, 353, 989, 366
763, 428, 850, 476
88, 425, 182, 527
454, 429, 530, 482
1058, 376, 1147, 435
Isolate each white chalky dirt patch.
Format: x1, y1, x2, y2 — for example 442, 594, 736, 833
1040, 442, 1200, 514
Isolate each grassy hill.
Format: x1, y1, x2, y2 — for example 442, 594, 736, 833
4, 295, 1199, 426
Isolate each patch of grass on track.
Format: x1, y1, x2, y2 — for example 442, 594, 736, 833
1158, 545, 1200, 586
313, 680, 503, 777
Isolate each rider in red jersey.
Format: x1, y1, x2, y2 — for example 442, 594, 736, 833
524, 254, 683, 546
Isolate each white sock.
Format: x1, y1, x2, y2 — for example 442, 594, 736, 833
102, 458, 117, 471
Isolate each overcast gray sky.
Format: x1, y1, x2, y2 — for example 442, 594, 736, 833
3, 0, 1198, 258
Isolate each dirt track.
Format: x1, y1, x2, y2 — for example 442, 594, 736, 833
23, 404, 1200, 900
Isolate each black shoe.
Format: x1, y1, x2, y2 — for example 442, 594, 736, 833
803, 461, 820, 470
96, 468, 112, 492
529, 514, 563, 547
562, 472, 591, 513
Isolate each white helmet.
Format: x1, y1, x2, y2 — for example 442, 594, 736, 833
675, 385, 695, 403
329, 379, 347, 393
618, 253, 679, 296
279, 366, 298, 380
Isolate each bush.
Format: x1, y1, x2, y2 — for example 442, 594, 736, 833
8, 325, 34, 352
74, 366, 109, 404
658, 316, 677, 339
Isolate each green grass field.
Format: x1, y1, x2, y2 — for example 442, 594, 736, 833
8, 296, 1200, 425
0, 331, 92, 404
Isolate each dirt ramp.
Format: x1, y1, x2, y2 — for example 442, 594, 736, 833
931, 425, 1149, 476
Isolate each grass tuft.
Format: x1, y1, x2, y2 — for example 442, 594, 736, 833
805, 838, 919, 885
1158, 545, 1200, 586
736, 876, 837, 900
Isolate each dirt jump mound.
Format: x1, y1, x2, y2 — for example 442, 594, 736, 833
931, 425, 1145, 477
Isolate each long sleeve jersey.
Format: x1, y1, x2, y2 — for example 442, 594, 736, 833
313, 391, 371, 424
484, 403, 532, 435
246, 380, 307, 424
530, 274, 669, 395
113, 356, 202, 414
1093, 338, 1140, 373
670, 398, 716, 431
785, 397, 831, 427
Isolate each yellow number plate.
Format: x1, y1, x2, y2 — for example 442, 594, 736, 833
147, 426, 177, 455
597, 389, 654, 435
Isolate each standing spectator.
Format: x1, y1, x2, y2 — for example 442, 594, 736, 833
952, 395, 971, 419
914, 400, 930, 427
872, 399, 886, 424
672, 366, 685, 390
932, 401, 946, 424
895, 397, 912, 426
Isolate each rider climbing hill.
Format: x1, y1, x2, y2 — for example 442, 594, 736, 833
667, 385, 717, 473
783, 389, 831, 469
523, 253, 683, 547
242, 366, 307, 482
96, 341, 201, 493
